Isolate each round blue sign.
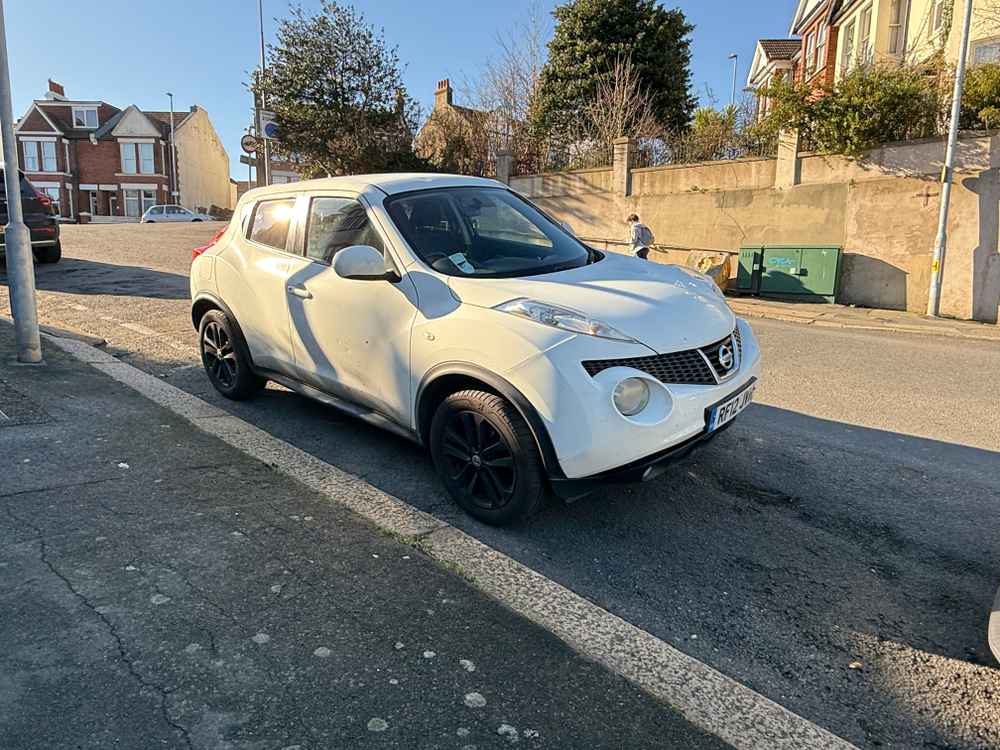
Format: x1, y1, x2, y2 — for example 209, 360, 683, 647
263, 121, 280, 139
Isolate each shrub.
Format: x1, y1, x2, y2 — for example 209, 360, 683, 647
961, 63, 1000, 129
758, 64, 939, 157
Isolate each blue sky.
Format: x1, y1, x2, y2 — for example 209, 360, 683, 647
7, 0, 796, 179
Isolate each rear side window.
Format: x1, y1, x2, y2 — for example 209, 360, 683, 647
248, 198, 296, 251
305, 197, 384, 264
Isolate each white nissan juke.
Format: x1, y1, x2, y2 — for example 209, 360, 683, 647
190, 174, 761, 525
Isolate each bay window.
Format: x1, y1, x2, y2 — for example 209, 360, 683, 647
124, 188, 157, 218
41, 141, 57, 172
22, 140, 39, 171
120, 142, 155, 175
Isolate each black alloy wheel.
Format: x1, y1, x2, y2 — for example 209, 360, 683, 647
198, 309, 263, 400
430, 390, 544, 525
441, 410, 517, 510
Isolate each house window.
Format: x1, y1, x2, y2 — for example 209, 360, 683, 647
120, 142, 155, 175
805, 32, 817, 76
858, 6, 873, 65
22, 141, 39, 171
40, 187, 61, 216
842, 20, 856, 73
816, 26, 827, 72
41, 141, 57, 172
973, 38, 1000, 64
72, 107, 98, 129
124, 188, 156, 218
931, 0, 946, 35
139, 143, 155, 174
889, 0, 910, 55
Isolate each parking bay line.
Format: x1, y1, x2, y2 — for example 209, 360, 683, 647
48, 334, 858, 750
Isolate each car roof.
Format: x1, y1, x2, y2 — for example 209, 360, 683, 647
242, 173, 506, 201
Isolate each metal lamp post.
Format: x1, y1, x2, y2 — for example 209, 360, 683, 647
257, 0, 271, 187
0, 0, 41, 362
927, 0, 975, 317
166, 92, 179, 205
728, 53, 739, 109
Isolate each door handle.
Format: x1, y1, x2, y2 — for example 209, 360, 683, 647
286, 285, 313, 300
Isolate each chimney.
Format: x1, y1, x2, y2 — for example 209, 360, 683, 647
46, 79, 67, 100
435, 79, 453, 109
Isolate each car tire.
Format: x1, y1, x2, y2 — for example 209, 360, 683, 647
34, 241, 61, 264
198, 309, 264, 400
430, 389, 544, 525
192, 218, 202, 222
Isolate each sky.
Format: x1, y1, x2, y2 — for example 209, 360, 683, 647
6, 0, 797, 180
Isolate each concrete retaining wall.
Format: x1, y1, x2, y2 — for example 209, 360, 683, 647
509, 133, 1000, 323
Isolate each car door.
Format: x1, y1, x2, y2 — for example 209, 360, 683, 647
219, 194, 304, 375
285, 193, 419, 428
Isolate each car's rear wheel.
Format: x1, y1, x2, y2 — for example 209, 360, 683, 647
430, 390, 544, 525
198, 310, 264, 400
34, 241, 61, 264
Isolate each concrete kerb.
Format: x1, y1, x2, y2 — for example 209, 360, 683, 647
45, 333, 858, 750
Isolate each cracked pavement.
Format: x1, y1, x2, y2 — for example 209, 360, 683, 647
0, 321, 728, 749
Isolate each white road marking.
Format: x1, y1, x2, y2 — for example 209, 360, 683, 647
0, 408, 9, 421
49, 335, 858, 750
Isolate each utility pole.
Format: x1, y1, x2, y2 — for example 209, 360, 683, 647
257, 0, 271, 188
728, 53, 739, 109
928, 0, 974, 317
166, 92, 179, 206
0, 0, 41, 363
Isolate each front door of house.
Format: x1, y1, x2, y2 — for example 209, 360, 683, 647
108, 194, 118, 216
88, 191, 98, 215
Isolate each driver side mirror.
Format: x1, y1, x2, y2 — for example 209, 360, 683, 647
333, 244, 400, 282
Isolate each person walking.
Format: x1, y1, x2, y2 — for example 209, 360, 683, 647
626, 214, 654, 259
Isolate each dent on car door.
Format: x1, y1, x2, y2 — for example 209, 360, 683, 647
286, 195, 418, 426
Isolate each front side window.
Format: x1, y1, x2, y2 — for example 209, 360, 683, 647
73, 107, 98, 129
248, 198, 296, 250
22, 141, 39, 171
385, 187, 593, 278
305, 197, 385, 264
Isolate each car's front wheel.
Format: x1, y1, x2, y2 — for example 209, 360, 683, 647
198, 310, 264, 400
430, 390, 544, 525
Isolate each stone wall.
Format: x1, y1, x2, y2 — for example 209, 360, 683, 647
509, 133, 1000, 324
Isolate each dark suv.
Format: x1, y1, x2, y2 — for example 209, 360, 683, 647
0, 168, 61, 264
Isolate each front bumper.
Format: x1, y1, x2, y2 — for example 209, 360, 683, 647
504, 317, 762, 483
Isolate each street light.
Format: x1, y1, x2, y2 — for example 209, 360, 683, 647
0, 0, 42, 362
927, 0, 974, 317
166, 92, 179, 206
728, 53, 739, 109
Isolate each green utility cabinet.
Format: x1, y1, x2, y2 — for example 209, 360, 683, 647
736, 245, 842, 302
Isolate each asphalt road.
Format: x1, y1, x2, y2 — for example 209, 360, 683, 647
3, 223, 1000, 749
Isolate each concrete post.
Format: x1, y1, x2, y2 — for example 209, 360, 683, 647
775, 129, 801, 189
0, 0, 42, 363
613, 136, 635, 196
496, 149, 513, 185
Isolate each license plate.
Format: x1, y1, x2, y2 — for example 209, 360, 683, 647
707, 383, 755, 432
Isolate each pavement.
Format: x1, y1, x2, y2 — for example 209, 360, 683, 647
726, 295, 1000, 341
0, 319, 731, 750
3, 223, 1000, 750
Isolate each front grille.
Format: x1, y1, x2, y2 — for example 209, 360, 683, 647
582, 329, 740, 386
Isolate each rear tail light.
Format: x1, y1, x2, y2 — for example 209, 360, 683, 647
192, 228, 226, 261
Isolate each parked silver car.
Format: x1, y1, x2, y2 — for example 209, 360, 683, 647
141, 204, 213, 223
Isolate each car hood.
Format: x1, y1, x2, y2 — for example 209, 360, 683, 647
446, 252, 736, 353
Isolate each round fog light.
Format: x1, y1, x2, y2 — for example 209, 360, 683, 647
613, 377, 650, 417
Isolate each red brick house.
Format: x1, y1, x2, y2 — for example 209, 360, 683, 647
790, 0, 841, 88
14, 80, 230, 221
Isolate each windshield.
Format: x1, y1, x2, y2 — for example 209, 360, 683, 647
384, 187, 595, 278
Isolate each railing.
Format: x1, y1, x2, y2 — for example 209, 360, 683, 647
578, 235, 738, 257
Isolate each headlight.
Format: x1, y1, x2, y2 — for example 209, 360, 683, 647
494, 298, 634, 341
613, 377, 650, 417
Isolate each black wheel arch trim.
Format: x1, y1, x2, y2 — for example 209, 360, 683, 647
191, 293, 256, 369
416, 362, 566, 480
